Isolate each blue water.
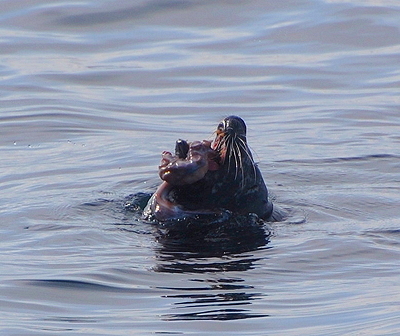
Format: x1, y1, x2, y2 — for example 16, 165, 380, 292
1, 1, 400, 335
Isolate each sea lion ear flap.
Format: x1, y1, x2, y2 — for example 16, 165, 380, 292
175, 139, 189, 159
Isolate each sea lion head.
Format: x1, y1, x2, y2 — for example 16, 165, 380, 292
212, 115, 256, 181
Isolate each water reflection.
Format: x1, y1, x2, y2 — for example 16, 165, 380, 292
152, 214, 271, 320
160, 277, 268, 321
164, 307, 268, 321
153, 213, 271, 272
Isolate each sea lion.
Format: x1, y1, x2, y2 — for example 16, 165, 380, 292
143, 116, 274, 222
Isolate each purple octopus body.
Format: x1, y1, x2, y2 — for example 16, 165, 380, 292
143, 116, 273, 222
143, 140, 220, 221
159, 140, 219, 186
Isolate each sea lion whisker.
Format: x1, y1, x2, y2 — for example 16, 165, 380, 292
237, 139, 257, 183
226, 136, 233, 174
231, 138, 241, 180
237, 137, 256, 169
215, 136, 228, 165
222, 134, 230, 151
237, 137, 254, 161
232, 141, 239, 180
223, 134, 233, 162
225, 134, 237, 178
234, 141, 245, 188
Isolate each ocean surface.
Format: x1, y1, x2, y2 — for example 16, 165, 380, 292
1, 1, 400, 335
